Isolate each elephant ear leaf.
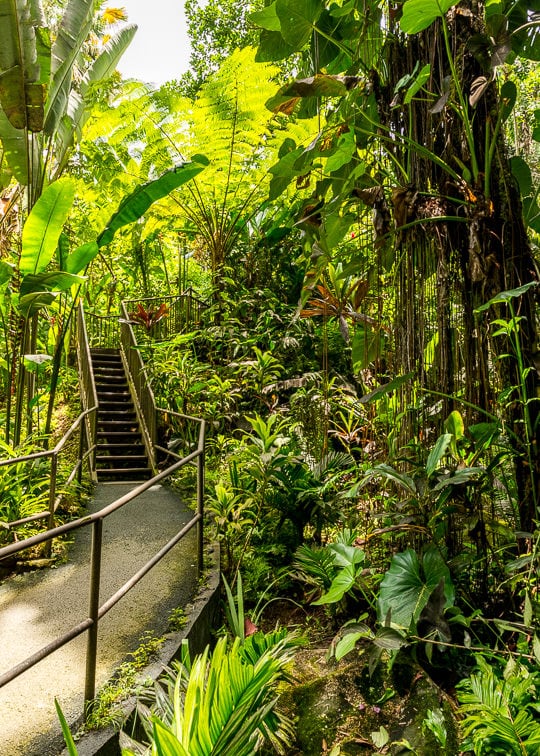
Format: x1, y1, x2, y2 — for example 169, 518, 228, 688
20, 178, 76, 275
377, 547, 454, 632
97, 157, 209, 248
400, 0, 458, 34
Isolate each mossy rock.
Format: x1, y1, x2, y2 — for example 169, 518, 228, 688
270, 649, 459, 755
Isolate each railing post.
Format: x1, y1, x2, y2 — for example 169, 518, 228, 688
77, 419, 85, 489
43, 455, 58, 558
84, 518, 103, 714
197, 449, 205, 576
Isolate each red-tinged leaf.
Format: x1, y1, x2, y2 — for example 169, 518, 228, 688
244, 617, 258, 636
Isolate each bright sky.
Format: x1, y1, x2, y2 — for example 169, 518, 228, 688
116, 0, 191, 85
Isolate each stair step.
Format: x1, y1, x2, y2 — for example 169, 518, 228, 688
98, 405, 133, 411
92, 363, 123, 371
97, 421, 140, 431
98, 404, 136, 412
97, 445, 146, 455
97, 389, 131, 397
97, 467, 152, 480
96, 454, 148, 469
91, 356, 123, 364
95, 378, 128, 387
98, 418, 138, 427
97, 430, 142, 437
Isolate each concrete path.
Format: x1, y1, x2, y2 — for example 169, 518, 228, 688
0, 483, 199, 755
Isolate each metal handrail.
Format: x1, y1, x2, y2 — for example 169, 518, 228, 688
83, 310, 120, 349
77, 301, 98, 481
120, 302, 158, 470
0, 414, 206, 712
0, 406, 98, 536
123, 290, 209, 341
0, 292, 208, 719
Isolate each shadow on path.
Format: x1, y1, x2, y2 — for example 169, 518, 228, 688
0, 483, 198, 756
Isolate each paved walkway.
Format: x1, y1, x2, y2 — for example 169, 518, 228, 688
0, 483, 198, 755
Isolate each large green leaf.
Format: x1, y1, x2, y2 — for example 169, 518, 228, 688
43, 0, 94, 136
400, 0, 458, 34
426, 433, 452, 477
0, 0, 47, 131
81, 24, 138, 89
352, 326, 385, 372
54, 24, 137, 173
18, 290, 57, 317
0, 108, 29, 183
255, 28, 298, 62
20, 177, 76, 275
275, 0, 323, 49
378, 547, 454, 631
249, 2, 282, 31
20, 270, 85, 295
508, 0, 540, 60
365, 463, 417, 495
97, 157, 209, 247
64, 240, 99, 274
312, 565, 358, 604
510, 155, 533, 197
0, 260, 14, 286
474, 281, 538, 312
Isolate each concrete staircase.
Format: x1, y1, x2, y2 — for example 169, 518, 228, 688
91, 349, 152, 481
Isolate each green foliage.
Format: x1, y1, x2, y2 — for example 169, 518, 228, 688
377, 547, 454, 634
124, 632, 299, 755
293, 530, 374, 614
0, 441, 51, 542
180, 0, 263, 94
55, 699, 79, 756
207, 482, 255, 573
457, 655, 540, 754
85, 632, 164, 730
399, 0, 458, 35
97, 157, 209, 247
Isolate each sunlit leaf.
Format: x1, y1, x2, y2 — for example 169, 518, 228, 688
403, 63, 431, 104
98, 157, 209, 247
275, 0, 323, 49
426, 432, 452, 477
20, 271, 85, 295
474, 281, 538, 312
64, 241, 100, 274
20, 178, 76, 275
249, 2, 281, 31
400, 0, 458, 34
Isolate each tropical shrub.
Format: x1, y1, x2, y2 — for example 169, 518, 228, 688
122, 631, 299, 756
457, 655, 540, 754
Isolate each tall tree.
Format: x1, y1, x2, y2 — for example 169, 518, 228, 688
0, 0, 136, 443
250, 0, 540, 531
177, 0, 263, 96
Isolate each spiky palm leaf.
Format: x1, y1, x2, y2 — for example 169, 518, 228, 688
130, 631, 299, 756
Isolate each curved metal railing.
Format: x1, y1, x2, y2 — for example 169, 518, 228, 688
0, 292, 208, 719
0, 414, 206, 711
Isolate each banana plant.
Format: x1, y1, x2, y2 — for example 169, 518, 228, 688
0, 0, 137, 202
0, 0, 136, 442
5, 157, 209, 444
